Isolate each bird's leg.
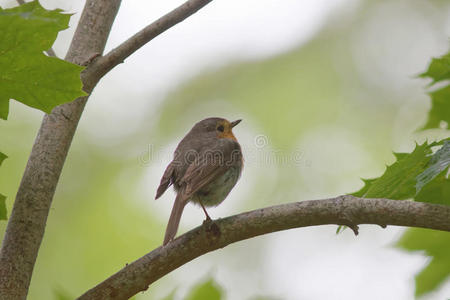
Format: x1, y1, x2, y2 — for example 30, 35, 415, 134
199, 200, 211, 221
199, 200, 220, 238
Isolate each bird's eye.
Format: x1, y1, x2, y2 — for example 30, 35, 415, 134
217, 125, 224, 132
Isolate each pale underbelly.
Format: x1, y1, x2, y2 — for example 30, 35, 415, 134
190, 166, 241, 207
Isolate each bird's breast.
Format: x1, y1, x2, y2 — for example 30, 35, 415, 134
191, 165, 242, 207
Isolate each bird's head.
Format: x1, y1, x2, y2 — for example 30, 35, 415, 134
192, 117, 242, 141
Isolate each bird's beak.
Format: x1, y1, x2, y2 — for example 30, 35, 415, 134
231, 119, 242, 128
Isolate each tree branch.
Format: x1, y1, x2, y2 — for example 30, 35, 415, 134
0, 0, 216, 298
77, 196, 450, 300
85, 0, 213, 82
0, 1, 121, 298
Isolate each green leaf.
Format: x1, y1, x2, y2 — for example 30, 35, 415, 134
185, 279, 223, 300
397, 229, 450, 296
0, 98, 8, 119
391, 49, 450, 298
0, 151, 6, 167
416, 139, 450, 193
363, 140, 450, 296
398, 50, 450, 297
415, 170, 450, 205
420, 52, 450, 84
0, 1, 86, 120
422, 86, 450, 130
420, 49, 450, 130
351, 178, 377, 197
0, 152, 7, 220
351, 142, 434, 199
0, 194, 6, 220
352, 139, 450, 205
393, 152, 408, 161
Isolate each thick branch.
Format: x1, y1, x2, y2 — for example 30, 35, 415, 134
0, 1, 121, 298
0, 0, 216, 298
85, 0, 213, 82
0, 0, 215, 298
78, 196, 450, 300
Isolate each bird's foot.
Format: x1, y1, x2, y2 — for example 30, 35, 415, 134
203, 215, 212, 224
203, 218, 221, 239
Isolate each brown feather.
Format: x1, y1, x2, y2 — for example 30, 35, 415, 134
181, 159, 230, 199
155, 162, 174, 200
163, 191, 187, 245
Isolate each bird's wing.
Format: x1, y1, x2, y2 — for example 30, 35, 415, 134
155, 162, 174, 199
181, 155, 229, 199
180, 142, 240, 198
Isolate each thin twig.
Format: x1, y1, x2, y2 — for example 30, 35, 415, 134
85, 0, 213, 81
77, 196, 450, 299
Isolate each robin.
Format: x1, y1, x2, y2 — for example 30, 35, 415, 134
155, 117, 243, 245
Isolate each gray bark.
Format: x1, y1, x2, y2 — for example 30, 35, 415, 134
0, 1, 121, 298
78, 196, 450, 300
0, 0, 215, 298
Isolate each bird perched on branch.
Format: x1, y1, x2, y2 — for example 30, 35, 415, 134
155, 117, 243, 245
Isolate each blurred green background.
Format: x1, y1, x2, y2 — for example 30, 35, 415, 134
1, 0, 450, 299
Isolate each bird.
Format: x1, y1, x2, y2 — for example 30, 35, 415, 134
155, 117, 243, 246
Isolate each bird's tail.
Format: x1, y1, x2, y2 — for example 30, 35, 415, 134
163, 193, 187, 246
